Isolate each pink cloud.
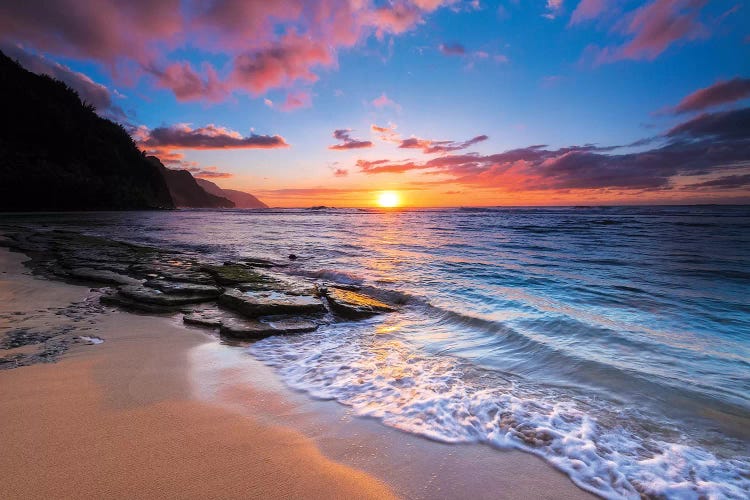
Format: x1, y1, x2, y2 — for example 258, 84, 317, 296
0, 0, 454, 103
569, 0, 606, 25
671, 78, 750, 114
187, 166, 234, 179
229, 32, 335, 95
593, 0, 708, 63
371, 123, 400, 142
147, 61, 225, 102
0, 0, 182, 63
279, 90, 313, 111
372, 92, 402, 110
140, 124, 289, 150
544, 0, 564, 19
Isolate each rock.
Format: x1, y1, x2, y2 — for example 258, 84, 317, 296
242, 257, 284, 268
218, 318, 280, 338
236, 270, 317, 296
68, 267, 141, 286
118, 284, 218, 306
219, 289, 324, 318
219, 317, 318, 339
144, 279, 223, 297
183, 307, 319, 339
183, 310, 224, 328
288, 254, 298, 260
322, 287, 396, 318
130, 263, 215, 284
100, 290, 189, 313
202, 263, 272, 285
263, 318, 319, 334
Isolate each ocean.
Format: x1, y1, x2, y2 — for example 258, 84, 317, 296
4, 206, 749, 498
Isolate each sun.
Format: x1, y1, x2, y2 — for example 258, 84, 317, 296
376, 191, 400, 208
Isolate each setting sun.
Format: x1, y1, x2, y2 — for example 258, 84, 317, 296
376, 191, 400, 208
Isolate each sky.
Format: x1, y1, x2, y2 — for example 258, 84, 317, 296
1, 0, 749, 207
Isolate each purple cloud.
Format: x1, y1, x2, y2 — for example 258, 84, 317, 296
356, 107, 750, 192
439, 43, 466, 55
140, 124, 289, 149
671, 78, 750, 114
329, 129, 373, 150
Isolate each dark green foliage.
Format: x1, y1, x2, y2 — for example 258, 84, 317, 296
0, 50, 174, 210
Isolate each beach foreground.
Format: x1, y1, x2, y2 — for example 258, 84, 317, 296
0, 243, 593, 499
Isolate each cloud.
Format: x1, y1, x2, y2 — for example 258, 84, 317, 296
371, 123, 400, 142
569, 0, 606, 25
685, 173, 750, 189
146, 61, 225, 102
329, 129, 373, 150
590, 0, 708, 63
2, 43, 126, 121
228, 33, 334, 96
370, 123, 488, 154
333, 168, 349, 177
0, 0, 181, 63
139, 124, 289, 149
544, 0, 564, 19
372, 92, 402, 110
439, 43, 466, 55
399, 134, 488, 154
666, 107, 750, 139
355, 107, 750, 193
0, 1, 455, 102
278, 90, 312, 111
185, 166, 234, 179
670, 77, 750, 114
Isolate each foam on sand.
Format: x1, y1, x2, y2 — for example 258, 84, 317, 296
251, 320, 750, 499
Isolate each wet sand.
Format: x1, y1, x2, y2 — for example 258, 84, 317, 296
0, 246, 593, 499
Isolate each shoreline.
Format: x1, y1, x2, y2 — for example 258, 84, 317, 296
0, 239, 593, 499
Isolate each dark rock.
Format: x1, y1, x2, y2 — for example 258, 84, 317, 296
143, 279, 223, 297
242, 257, 284, 268
322, 287, 396, 318
219, 317, 318, 339
100, 290, 187, 313
130, 263, 215, 284
68, 267, 141, 286
236, 270, 317, 296
183, 310, 224, 328
183, 307, 319, 339
202, 263, 271, 285
118, 284, 218, 306
219, 289, 324, 318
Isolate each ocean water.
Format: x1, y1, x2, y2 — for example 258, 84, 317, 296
4, 206, 749, 498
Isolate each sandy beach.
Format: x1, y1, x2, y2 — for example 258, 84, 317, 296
0, 244, 592, 499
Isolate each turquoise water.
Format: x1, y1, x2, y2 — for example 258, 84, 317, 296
4, 206, 749, 498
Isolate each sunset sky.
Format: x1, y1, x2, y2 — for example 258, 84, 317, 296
1, 0, 749, 207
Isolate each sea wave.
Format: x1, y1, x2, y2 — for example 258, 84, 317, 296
250, 322, 750, 499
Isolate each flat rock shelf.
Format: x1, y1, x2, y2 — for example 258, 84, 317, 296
0, 228, 399, 356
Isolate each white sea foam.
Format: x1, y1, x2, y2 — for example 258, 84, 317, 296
79, 336, 104, 344
250, 322, 750, 499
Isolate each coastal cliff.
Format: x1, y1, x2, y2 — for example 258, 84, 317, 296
0, 50, 174, 211
196, 178, 268, 208
147, 157, 235, 208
